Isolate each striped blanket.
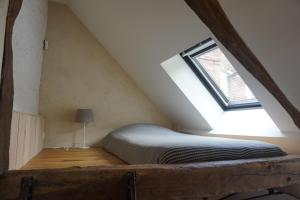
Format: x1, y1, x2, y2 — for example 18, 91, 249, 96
103, 124, 286, 164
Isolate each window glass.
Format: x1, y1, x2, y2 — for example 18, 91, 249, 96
194, 47, 257, 103
182, 38, 261, 110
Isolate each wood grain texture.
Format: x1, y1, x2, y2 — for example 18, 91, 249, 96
21, 148, 125, 170
278, 184, 300, 199
0, 0, 23, 174
9, 111, 45, 170
1, 155, 300, 199
184, 0, 300, 129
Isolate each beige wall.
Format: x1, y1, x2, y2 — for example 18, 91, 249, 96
40, 2, 171, 148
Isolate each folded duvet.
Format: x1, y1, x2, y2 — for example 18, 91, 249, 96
103, 124, 286, 164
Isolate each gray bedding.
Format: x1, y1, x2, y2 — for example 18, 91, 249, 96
102, 124, 286, 164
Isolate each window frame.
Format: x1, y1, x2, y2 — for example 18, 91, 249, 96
181, 38, 261, 110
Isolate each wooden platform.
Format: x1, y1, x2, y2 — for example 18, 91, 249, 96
21, 148, 126, 170
2, 155, 300, 199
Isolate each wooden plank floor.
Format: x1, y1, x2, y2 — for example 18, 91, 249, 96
21, 148, 126, 170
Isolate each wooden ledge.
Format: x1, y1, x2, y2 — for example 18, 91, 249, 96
1, 155, 300, 199
11, 154, 300, 172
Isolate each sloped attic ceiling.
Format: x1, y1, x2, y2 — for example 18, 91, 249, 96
55, 0, 300, 135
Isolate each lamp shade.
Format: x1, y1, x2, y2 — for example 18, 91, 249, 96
75, 109, 94, 123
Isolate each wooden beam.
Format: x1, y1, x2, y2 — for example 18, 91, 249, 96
1, 156, 300, 199
184, 0, 300, 129
0, 0, 22, 174
277, 184, 300, 199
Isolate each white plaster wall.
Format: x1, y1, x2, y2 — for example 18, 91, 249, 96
161, 55, 222, 128
12, 0, 48, 114
219, 0, 300, 134
220, 0, 300, 110
162, 54, 284, 138
0, 0, 9, 79
62, 0, 300, 154
65, 0, 300, 135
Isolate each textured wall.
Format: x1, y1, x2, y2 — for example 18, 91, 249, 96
12, 0, 48, 114
40, 2, 171, 148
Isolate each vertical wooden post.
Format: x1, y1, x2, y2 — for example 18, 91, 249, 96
0, 0, 23, 174
184, 0, 300, 129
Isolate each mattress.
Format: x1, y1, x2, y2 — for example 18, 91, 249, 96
102, 124, 286, 164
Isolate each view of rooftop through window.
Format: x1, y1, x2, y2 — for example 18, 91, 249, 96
194, 47, 256, 103
181, 39, 261, 110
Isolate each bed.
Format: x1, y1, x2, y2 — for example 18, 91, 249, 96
3, 124, 300, 199
103, 124, 286, 164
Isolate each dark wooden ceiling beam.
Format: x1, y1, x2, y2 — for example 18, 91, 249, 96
0, 0, 23, 174
184, 0, 300, 129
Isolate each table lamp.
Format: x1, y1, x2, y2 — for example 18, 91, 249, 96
75, 109, 94, 148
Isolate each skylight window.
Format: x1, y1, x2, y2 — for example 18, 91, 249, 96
181, 38, 261, 110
